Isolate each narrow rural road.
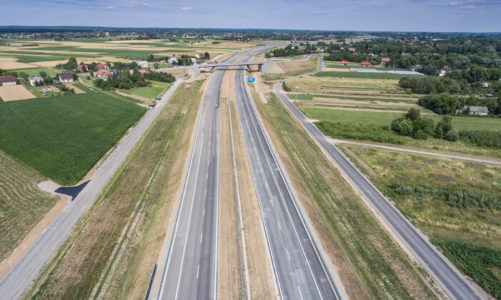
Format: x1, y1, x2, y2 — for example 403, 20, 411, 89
273, 63, 482, 299
234, 55, 341, 299
0, 79, 183, 299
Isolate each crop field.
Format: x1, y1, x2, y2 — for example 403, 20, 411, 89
315, 70, 424, 79
0, 85, 36, 102
119, 80, 169, 99
339, 145, 501, 298
0, 91, 145, 185
8, 67, 57, 76
0, 150, 58, 262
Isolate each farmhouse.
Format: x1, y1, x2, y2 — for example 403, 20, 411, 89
58, 72, 74, 83
460, 106, 489, 116
1, 75, 17, 86
29, 76, 43, 86
42, 86, 60, 93
137, 60, 149, 68
381, 57, 391, 63
339, 60, 349, 65
97, 63, 110, 70
168, 57, 178, 64
78, 64, 88, 72
139, 70, 150, 75
360, 61, 372, 67
95, 69, 111, 80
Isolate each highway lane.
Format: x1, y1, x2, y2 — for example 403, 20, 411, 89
157, 66, 223, 300
274, 79, 481, 300
233, 61, 340, 299
0, 79, 183, 300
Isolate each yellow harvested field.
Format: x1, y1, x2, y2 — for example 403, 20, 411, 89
64, 83, 84, 94
0, 57, 34, 69
277, 59, 315, 73
0, 85, 36, 101
158, 68, 190, 76
311, 97, 418, 107
77, 56, 129, 63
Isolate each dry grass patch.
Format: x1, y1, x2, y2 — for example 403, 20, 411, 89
277, 59, 315, 73
0, 57, 34, 69
0, 85, 36, 101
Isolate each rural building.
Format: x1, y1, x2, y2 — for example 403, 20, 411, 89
190, 57, 198, 64
59, 72, 74, 82
195, 52, 205, 59
78, 64, 89, 72
137, 60, 149, 68
482, 82, 489, 88
42, 86, 60, 93
381, 57, 391, 63
460, 106, 489, 116
95, 69, 111, 80
412, 64, 423, 71
168, 57, 178, 64
97, 63, 110, 70
1, 75, 17, 86
360, 61, 372, 67
139, 70, 150, 75
29, 76, 43, 86
339, 60, 349, 65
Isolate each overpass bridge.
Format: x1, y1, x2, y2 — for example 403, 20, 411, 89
197, 61, 267, 72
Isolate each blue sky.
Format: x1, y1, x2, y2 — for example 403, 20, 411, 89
1, 0, 500, 32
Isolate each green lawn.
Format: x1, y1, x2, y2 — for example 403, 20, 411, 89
301, 108, 501, 132
0, 92, 146, 185
120, 81, 170, 99
315, 71, 423, 80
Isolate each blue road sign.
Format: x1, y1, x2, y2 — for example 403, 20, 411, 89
247, 77, 255, 83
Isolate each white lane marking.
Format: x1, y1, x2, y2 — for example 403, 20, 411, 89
298, 286, 304, 300
203, 208, 205, 217
286, 248, 291, 261
200, 233, 203, 244
197, 264, 200, 279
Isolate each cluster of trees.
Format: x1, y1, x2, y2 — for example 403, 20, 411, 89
324, 51, 381, 64
399, 76, 468, 94
418, 93, 501, 115
57, 57, 78, 70
94, 70, 149, 90
459, 130, 501, 149
143, 71, 175, 83
265, 43, 317, 58
391, 108, 458, 141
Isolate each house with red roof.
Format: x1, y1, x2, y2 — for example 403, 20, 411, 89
339, 60, 349, 65
139, 70, 150, 75
360, 61, 372, 67
97, 63, 110, 71
95, 69, 111, 80
78, 64, 88, 72
0, 75, 17, 86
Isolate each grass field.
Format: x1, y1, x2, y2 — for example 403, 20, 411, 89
120, 81, 169, 99
315, 71, 424, 79
9, 67, 57, 76
252, 91, 438, 298
339, 145, 501, 298
28, 81, 204, 299
0, 150, 58, 262
0, 91, 145, 185
301, 107, 501, 132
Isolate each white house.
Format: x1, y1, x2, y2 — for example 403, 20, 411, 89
168, 57, 178, 64
190, 57, 197, 64
460, 106, 489, 116
29, 76, 43, 86
0, 76, 16, 86
137, 60, 149, 68
58, 72, 74, 83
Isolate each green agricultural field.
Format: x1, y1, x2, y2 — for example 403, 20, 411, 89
120, 80, 170, 99
0, 92, 146, 185
301, 108, 501, 132
0, 150, 58, 262
9, 67, 57, 76
339, 145, 501, 298
315, 71, 424, 80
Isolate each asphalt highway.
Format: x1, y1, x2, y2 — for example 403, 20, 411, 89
0, 79, 183, 299
274, 60, 480, 299
233, 59, 340, 299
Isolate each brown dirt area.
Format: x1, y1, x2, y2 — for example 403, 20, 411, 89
311, 97, 418, 107
276, 59, 314, 73
64, 83, 84, 94
115, 90, 151, 103
0, 85, 36, 101
217, 70, 241, 299
158, 68, 190, 77
30, 60, 68, 68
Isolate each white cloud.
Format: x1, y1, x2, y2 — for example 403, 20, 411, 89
181, 6, 194, 11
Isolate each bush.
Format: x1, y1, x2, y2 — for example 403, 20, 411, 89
316, 121, 406, 144
282, 81, 291, 92
444, 129, 459, 141
418, 93, 458, 115
459, 130, 501, 149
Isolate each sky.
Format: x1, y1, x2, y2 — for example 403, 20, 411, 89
1, 0, 500, 32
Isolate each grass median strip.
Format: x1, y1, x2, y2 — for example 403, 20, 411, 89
27, 80, 204, 299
